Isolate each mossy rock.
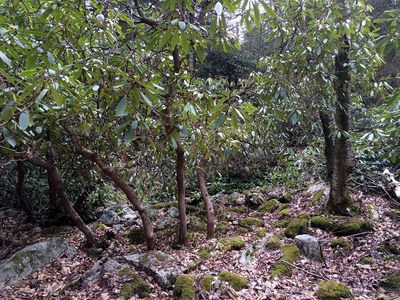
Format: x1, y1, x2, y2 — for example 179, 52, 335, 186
271, 244, 300, 277
245, 192, 265, 208
315, 280, 353, 299
264, 236, 281, 250
220, 237, 245, 252
359, 256, 373, 265
271, 261, 292, 277
274, 220, 291, 228
238, 217, 264, 228
298, 212, 310, 220
218, 270, 248, 291
284, 218, 308, 238
280, 192, 293, 203
311, 189, 326, 205
216, 221, 229, 234
174, 274, 195, 300
227, 207, 247, 213
198, 247, 212, 259
282, 244, 300, 262
128, 228, 146, 245
386, 209, 400, 221
152, 201, 177, 209
256, 229, 267, 237
91, 222, 107, 231
119, 270, 151, 299
237, 227, 251, 234
310, 216, 372, 236
257, 199, 280, 213
278, 208, 291, 220
202, 275, 214, 292
331, 237, 350, 249
379, 271, 400, 290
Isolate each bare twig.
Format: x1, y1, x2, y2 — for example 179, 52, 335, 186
281, 260, 329, 280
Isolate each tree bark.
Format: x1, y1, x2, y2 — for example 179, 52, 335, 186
15, 154, 95, 246
197, 158, 215, 239
176, 144, 187, 246
320, 111, 334, 181
327, 0, 352, 215
65, 127, 156, 250
46, 151, 60, 217
16, 161, 33, 222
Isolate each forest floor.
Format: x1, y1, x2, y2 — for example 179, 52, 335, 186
0, 182, 399, 300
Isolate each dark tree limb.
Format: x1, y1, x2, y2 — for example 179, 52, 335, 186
197, 158, 215, 239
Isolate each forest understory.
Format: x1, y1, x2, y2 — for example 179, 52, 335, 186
0, 181, 399, 300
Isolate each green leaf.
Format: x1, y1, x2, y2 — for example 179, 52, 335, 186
116, 97, 128, 116
212, 113, 226, 128
0, 50, 11, 67
140, 92, 153, 107
47, 51, 55, 65
25, 51, 38, 68
215, 2, 223, 16
36, 89, 49, 103
290, 113, 297, 125
159, 27, 174, 49
260, 1, 276, 19
253, 3, 261, 28
19, 111, 30, 130
178, 21, 186, 30
2, 128, 16, 147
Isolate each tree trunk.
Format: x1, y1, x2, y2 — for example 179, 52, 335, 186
65, 126, 156, 250
16, 161, 33, 222
15, 154, 95, 246
46, 151, 60, 217
197, 158, 215, 239
176, 144, 187, 246
327, 0, 352, 215
320, 111, 334, 181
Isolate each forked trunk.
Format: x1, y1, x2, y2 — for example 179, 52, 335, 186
65, 127, 156, 250
197, 158, 215, 239
176, 144, 187, 246
16, 154, 95, 246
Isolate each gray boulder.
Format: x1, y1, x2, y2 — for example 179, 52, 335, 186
0, 237, 75, 287
123, 251, 186, 289
98, 209, 121, 226
119, 205, 140, 225
294, 234, 323, 262
84, 258, 124, 286
156, 207, 179, 230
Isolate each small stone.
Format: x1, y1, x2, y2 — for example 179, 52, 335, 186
294, 234, 323, 262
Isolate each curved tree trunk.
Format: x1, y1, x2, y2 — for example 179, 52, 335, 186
327, 0, 352, 215
197, 158, 215, 239
65, 127, 156, 250
15, 154, 95, 246
16, 161, 33, 222
320, 111, 334, 181
176, 144, 187, 246
46, 152, 60, 217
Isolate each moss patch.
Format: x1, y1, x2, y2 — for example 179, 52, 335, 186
198, 247, 212, 260
257, 199, 280, 213
174, 274, 195, 300
315, 280, 353, 299
379, 271, 400, 290
271, 244, 300, 277
284, 218, 308, 238
91, 222, 106, 231
119, 270, 151, 299
256, 229, 267, 237
238, 217, 264, 228
152, 201, 177, 209
218, 270, 248, 291
310, 189, 326, 205
310, 216, 372, 236
274, 220, 291, 228
331, 237, 350, 249
264, 236, 281, 250
128, 228, 146, 245
359, 256, 373, 265
220, 237, 245, 252
202, 275, 214, 292
278, 208, 291, 220
216, 221, 229, 234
